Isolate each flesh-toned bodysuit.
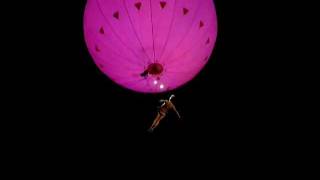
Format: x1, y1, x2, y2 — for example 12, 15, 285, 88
148, 95, 180, 132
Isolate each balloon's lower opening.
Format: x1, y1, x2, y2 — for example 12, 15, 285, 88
147, 63, 163, 75
140, 63, 164, 77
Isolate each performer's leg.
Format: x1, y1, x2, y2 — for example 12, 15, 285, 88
153, 115, 165, 129
151, 113, 161, 127
148, 113, 165, 132
149, 113, 161, 132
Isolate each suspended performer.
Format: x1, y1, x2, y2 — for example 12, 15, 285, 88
148, 95, 181, 132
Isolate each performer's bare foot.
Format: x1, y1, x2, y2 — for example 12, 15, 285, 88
148, 128, 154, 133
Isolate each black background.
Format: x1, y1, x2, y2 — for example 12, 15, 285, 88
71, 0, 259, 137
8, 0, 295, 158
2, 0, 312, 175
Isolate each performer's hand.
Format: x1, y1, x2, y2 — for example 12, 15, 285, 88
169, 94, 175, 101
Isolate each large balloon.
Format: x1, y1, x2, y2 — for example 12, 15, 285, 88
84, 0, 218, 93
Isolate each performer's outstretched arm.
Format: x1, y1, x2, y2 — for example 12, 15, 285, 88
172, 105, 181, 119
169, 95, 175, 101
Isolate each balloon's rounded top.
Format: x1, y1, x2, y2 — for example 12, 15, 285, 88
84, 0, 218, 93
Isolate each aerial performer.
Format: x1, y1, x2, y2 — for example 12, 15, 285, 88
148, 94, 180, 132
83, 0, 217, 131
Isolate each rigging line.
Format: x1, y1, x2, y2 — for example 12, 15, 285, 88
149, 0, 156, 63
164, 20, 214, 67
96, 0, 146, 66
94, 34, 144, 66
159, 1, 202, 64
123, 0, 153, 65
92, 52, 140, 71
157, 0, 177, 63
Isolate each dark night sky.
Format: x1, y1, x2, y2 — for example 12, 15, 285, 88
45, 1, 272, 138
9, 0, 296, 154
1, 0, 308, 174
60, 0, 277, 141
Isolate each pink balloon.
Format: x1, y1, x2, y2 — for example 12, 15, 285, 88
84, 0, 218, 93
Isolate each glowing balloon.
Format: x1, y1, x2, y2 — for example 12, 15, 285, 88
84, 0, 218, 93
